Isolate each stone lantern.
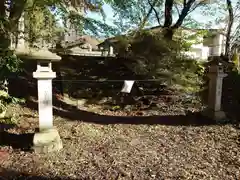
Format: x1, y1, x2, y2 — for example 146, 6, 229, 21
16, 47, 63, 153
202, 60, 228, 122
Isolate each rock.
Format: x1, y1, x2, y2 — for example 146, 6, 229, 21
33, 128, 63, 153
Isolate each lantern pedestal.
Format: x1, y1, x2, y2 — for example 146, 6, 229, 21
33, 128, 62, 154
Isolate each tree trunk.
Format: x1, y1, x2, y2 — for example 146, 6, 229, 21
0, 0, 10, 51
225, 0, 234, 58
163, 0, 196, 40
164, 0, 174, 27
164, 28, 174, 40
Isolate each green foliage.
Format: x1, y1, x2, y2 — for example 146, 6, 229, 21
68, 12, 118, 38
24, 1, 63, 47
0, 90, 8, 115
106, 0, 164, 33
0, 90, 25, 106
105, 0, 220, 35
0, 116, 19, 125
111, 105, 121, 111
178, 29, 208, 52
0, 49, 23, 118
0, 50, 22, 81
232, 51, 239, 73
0, 0, 117, 48
116, 31, 204, 94
0, 89, 25, 119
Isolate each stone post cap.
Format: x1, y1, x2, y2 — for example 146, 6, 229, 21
15, 47, 61, 62
209, 64, 224, 73
207, 64, 228, 79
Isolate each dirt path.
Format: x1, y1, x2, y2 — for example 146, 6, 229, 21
1, 104, 240, 180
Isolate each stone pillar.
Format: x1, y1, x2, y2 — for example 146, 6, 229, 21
16, 48, 63, 153
33, 70, 56, 131
202, 62, 227, 122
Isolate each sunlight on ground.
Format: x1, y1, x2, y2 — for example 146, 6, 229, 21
1, 104, 240, 179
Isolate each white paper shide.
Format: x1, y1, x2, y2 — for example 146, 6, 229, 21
121, 80, 135, 93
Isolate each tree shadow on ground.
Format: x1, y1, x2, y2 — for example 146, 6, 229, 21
0, 123, 34, 151
7, 55, 239, 126
24, 97, 218, 126
0, 168, 77, 180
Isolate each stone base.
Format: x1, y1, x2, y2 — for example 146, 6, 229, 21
33, 128, 63, 153
201, 108, 227, 123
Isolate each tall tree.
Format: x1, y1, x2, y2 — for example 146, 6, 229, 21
163, 0, 213, 39
0, 0, 27, 50
0, 0, 115, 94
108, 0, 164, 33
106, 0, 216, 39
24, 0, 63, 47
0, 0, 115, 51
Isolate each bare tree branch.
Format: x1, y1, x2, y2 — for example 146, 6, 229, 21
188, 2, 203, 14
172, 0, 195, 29
147, 0, 161, 25
138, 0, 159, 30
174, 3, 180, 16
183, 0, 187, 6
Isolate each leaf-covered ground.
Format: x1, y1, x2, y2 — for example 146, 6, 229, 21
1, 100, 240, 180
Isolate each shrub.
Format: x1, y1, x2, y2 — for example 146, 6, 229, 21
115, 31, 205, 95
232, 51, 239, 73
0, 49, 22, 81
0, 89, 25, 118
0, 49, 24, 118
